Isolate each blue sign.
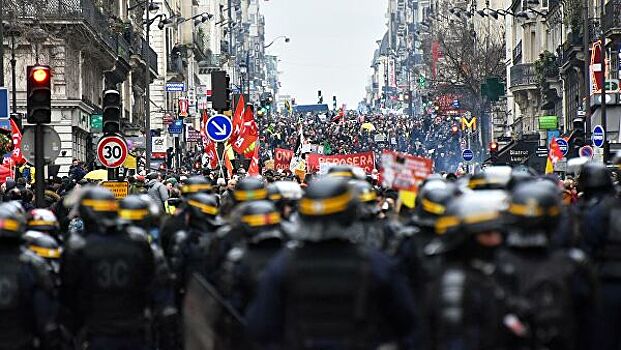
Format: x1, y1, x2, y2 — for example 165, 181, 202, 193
168, 119, 184, 135
462, 148, 474, 162
0, 88, 10, 130
592, 125, 605, 148
555, 138, 568, 156
206, 114, 232, 142
165, 82, 186, 92
452, 99, 460, 109
579, 145, 594, 159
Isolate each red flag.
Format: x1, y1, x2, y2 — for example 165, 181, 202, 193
233, 105, 259, 156
248, 142, 260, 176
549, 137, 564, 164
200, 110, 218, 168
224, 145, 234, 177
10, 119, 24, 165
230, 94, 246, 146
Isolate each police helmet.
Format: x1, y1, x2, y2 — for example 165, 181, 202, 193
468, 166, 512, 190
236, 200, 283, 242
578, 162, 613, 194
118, 195, 151, 229
327, 165, 356, 179
431, 191, 507, 255
507, 166, 536, 191
78, 186, 118, 229
186, 192, 222, 227
299, 177, 357, 226
412, 184, 456, 228
180, 175, 213, 196
505, 180, 561, 248
233, 177, 268, 203
27, 209, 59, 236
23, 230, 61, 260
349, 180, 379, 218
0, 202, 26, 239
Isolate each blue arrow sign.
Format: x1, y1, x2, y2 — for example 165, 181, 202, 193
462, 148, 474, 162
206, 114, 233, 142
168, 119, 184, 135
555, 138, 568, 156
592, 125, 605, 148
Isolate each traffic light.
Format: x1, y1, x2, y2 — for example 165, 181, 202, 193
318, 90, 323, 104
102, 89, 121, 134
333, 96, 337, 109
211, 70, 230, 111
570, 116, 586, 158
489, 141, 499, 163
26, 65, 52, 124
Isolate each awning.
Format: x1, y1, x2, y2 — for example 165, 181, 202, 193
591, 106, 621, 142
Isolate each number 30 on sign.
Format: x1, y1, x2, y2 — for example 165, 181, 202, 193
97, 135, 128, 168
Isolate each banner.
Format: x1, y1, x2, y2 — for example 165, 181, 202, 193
274, 148, 294, 170
306, 151, 375, 173
381, 150, 433, 191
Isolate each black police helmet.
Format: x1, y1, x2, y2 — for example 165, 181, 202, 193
27, 209, 60, 236
412, 184, 455, 228
78, 186, 118, 229
468, 166, 512, 190
299, 177, 357, 226
0, 202, 26, 239
505, 180, 561, 247
180, 175, 213, 196
118, 195, 151, 228
430, 192, 506, 255
233, 177, 268, 203
186, 192, 222, 228
349, 180, 379, 218
578, 162, 613, 194
236, 200, 283, 241
24, 230, 61, 260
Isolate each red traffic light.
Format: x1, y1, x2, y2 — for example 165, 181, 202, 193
489, 141, 499, 152
32, 67, 49, 83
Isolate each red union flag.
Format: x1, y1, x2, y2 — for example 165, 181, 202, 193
381, 150, 433, 191
274, 148, 294, 170
200, 110, 218, 168
233, 105, 259, 157
306, 151, 375, 173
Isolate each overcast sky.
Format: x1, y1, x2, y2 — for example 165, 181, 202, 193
261, 0, 388, 108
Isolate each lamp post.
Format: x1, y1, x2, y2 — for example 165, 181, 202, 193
265, 36, 290, 49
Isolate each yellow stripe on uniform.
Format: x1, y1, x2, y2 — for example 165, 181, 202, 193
241, 212, 281, 227
299, 192, 352, 216
27, 220, 57, 227
30, 245, 61, 259
435, 215, 460, 235
181, 183, 213, 194
508, 203, 560, 218
358, 191, 377, 203
0, 219, 20, 232
328, 171, 353, 178
187, 200, 219, 215
81, 199, 118, 212
421, 198, 445, 215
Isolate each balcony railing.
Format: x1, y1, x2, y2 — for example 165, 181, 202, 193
9, 0, 133, 63
604, 0, 621, 33
513, 40, 522, 64
124, 29, 158, 73
510, 63, 537, 88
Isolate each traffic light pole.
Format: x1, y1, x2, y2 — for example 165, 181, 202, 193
144, 1, 152, 172
34, 123, 45, 207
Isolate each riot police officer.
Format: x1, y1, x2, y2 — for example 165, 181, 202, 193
27, 209, 63, 244
160, 175, 213, 255
219, 200, 286, 312
498, 179, 596, 350
0, 203, 60, 350
168, 192, 222, 301
246, 177, 417, 349
60, 187, 178, 350
118, 194, 163, 243
425, 191, 509, 350
349, 180, 385, 249
577, 162, 621, 349
23, 230, 62, 288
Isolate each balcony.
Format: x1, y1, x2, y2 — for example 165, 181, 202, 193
604, 0, 621, 37
509, 63, 537, 90
513, 40, 522, 64
9, 0, 133, 63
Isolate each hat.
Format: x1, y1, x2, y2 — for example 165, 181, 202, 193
147, 172, 160, 180
165, 178, 178, 186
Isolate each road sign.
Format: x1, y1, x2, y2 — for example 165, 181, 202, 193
166, 82, 186, 92
168, 119, 184, 135
90, 114, 102, 132
579, 145, 594, 159
21, 125, 62, 164
462, 148, 474, 162
452, 99, 460, 109
101, 181, 129, 199
206, 114, 232, 142
555, 138, 569, 156
592, 125, 605, 148
0, 88, 10, 130
97, 135, 128, 168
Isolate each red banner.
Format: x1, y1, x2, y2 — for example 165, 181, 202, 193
307, 151, 375, 173
274, 148, 294, 170
381, 150, 433, 191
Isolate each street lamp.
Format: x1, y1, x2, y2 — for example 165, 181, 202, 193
265, 36, 290, 49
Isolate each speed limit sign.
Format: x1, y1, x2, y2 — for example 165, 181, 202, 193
97, 135, 128, 168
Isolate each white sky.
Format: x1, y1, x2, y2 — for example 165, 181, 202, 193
262, 0, 388, 107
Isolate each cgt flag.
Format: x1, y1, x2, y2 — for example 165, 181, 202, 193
200, 110, 218, 169
247, 141, 260, 176
233, 104, 258, 157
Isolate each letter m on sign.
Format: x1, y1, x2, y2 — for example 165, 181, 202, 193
461, 116, 477, 131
